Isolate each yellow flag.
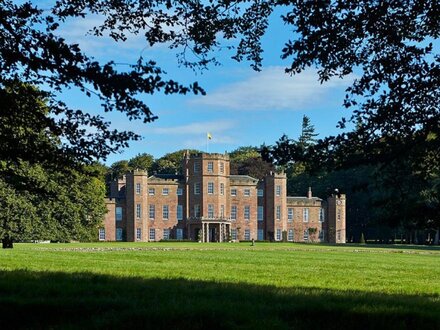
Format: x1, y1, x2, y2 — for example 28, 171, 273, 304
207, 132, 212, 140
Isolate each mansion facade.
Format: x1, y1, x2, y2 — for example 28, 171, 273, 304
101, 152, 346, 243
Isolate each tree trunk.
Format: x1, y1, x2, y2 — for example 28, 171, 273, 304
434, 229, 439, 246
2, 237, 13, 249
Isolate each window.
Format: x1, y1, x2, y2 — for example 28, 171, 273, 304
257, 206, 264, 221
288, 229, 294, 241
231, 205, 237, 220
162, 188, 169, 195
220, 205, 225, 217
208, 204, 214, 218
208, 182, 214, 194
207, 161, 214, 173
116, 228, 123, 241
136, 204, 141, 219
319, 230, 325, 240
337, 209, 341, 221
136, 183, 141, 194
220, 162, 224, 173
257, 229, 264, 241
231, 188, 237, 196
244, 205, 250, 220
303, 230, 309, 241
194, 183, 200, 195
116, 207, 122, 221
177, 188, 183, 196
276, 185, 281, 196
194, 161, 200, 173
320, 208, 325, 222
276, 229, 281, 241
288, 208, 294, 222
220, 183, 224, 195
136, 228, 141, 240
149, 204, 155, 220
194, 204, 201, 217
337, 230, 341, 241
244, 229, 250, 240
177, 205, 183, 221
257, 189, 264, 197
244, 189, 250, 196
231, 229, 237, 240
276, 205, 281, 220
99, 228, 105, 241
148, 188, 155, 195
163, 205, 169, 220
177, 228, 183, 240
149, 228, 155, 240
163, 229, 170, 240
303, 208, 309, 222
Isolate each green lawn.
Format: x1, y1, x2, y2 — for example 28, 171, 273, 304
1, 242, 439, 329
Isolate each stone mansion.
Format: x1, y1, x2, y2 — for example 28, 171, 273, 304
101, 152, 346, 243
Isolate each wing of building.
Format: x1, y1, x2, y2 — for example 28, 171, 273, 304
101, 152, 346, 243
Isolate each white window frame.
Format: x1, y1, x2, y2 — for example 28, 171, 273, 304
231, 188, 237, 196
231, 205, 237, 220
231, 229, 237, 240
136, 228, 141, 240
304, 229, 309, 241
163, 229, 170, 240
149, 204, 155, 220
276, 205, 281, 220
276, 229, 281, 241
136, 204, 141, 219
276, 185, 281, 196
163, 205, 169, 220
208, 204, 214, 218
136, 183, 141, 194
99, 228, 105, 241
148, 188, 155, 195
194, 161, 200, 173
244, 205, 250, 221
220, 162, 224, 173
288, 208, 294, 222
303, 208, 309, 222
244, 229, 250, 240
177, 188, 183, 196
207, 182, 214, 194
288, 229, 294, 241
220, 205, 225, 217
220, 183, 224, 195
149, 228, 155, 240
162, 188, 169, 196
257, 189, 264, 197
207, 161, 214, 173
244, 189, 251, 197
194, 204, 201, 217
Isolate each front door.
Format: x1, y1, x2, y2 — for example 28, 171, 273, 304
210, 227, 216, 242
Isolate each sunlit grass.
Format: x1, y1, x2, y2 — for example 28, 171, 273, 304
1, 243, 439, 328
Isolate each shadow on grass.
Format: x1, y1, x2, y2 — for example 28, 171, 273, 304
0, 270, 438, 329
344, 243, 440, 252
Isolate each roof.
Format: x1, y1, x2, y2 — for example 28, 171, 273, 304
148, 174, 184, 182
229, 175, 259, 185
287, 196, 323, 206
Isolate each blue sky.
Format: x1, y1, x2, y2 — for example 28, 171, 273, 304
53, 8, 357, 165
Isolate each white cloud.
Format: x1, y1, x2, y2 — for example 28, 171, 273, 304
190, 66, 354, 111
149, 120, 236, 136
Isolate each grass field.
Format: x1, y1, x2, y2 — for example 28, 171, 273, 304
1, 242, 439, 329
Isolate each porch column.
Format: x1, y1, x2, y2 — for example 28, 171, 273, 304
220, 223, 223, 242
207, 223, 210, 242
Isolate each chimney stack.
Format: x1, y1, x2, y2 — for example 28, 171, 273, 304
307, 186, 312, 199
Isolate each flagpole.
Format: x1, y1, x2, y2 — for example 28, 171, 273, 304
206, 134, 209, 153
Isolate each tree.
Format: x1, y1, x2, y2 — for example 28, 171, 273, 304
229, 146, 274, 179
152, 149, 200, 175
128, 153, 155, 173
298, 116, 318, 151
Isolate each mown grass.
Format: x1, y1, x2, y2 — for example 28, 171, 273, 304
1, 242, 439, 329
